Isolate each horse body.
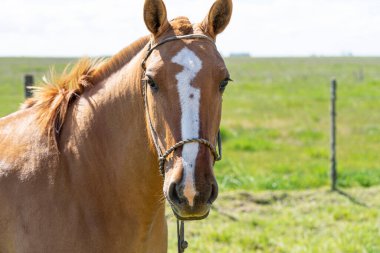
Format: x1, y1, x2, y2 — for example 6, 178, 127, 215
0, 43, 166, 252
0, 0, 233, 252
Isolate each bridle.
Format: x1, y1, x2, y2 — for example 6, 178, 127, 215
141, 34, 224, 253
141, 34, 222, 176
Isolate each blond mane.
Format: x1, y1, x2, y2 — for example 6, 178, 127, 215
23, 36, 150, 146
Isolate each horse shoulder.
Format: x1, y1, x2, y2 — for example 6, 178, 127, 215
0, 107, 59, 182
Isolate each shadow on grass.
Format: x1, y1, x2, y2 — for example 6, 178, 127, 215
211, 206, 239, 221
223, 192, 288, 205
211, 192, 289, 222
239, 192, 288, 205
335, 188, 368, 207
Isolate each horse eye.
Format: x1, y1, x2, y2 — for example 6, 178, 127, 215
146, 76, 158, 91
220, 78, 232, 92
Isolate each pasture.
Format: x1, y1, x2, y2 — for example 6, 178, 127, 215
0, 57, 379, 252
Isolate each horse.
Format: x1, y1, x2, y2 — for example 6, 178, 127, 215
0, 0, 233, 252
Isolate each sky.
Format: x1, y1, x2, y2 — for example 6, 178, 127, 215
0, 0, 379, 57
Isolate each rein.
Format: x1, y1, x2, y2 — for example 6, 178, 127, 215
141, 34, 223, 253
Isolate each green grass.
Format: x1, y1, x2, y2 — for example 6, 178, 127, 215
167, 186, 380, 253
1, 57, 380, 191
219, 57, 380, 190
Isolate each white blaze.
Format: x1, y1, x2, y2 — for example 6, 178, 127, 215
171, 47, 202, 207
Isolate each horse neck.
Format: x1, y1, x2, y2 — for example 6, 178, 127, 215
61, 47, 163, 212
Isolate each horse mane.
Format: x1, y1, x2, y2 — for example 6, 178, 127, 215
22, 35, 150, 147
22, 17, 196, 148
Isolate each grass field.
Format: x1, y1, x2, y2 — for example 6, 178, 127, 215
167, 186, 380, 253
1, 57, 379, 252
220, 57, 380, 191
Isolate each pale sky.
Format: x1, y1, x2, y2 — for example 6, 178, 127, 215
0, 0, 379, 57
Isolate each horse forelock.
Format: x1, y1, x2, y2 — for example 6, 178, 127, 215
168, 17, 194, 35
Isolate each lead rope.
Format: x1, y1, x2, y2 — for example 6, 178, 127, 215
141, 34, 223, 253
177, 220, 188, 253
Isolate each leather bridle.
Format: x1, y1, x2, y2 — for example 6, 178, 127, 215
140, 34, 224, 253
141, 34, 223, 177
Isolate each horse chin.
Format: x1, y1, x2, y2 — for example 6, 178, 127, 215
173, 211, 210, 221
170, 206, 210, 221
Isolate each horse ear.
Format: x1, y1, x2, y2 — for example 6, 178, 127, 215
202, 0, 233, 38
143, 0, 169, 36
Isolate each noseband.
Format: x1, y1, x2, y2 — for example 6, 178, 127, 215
141, 34, 223, 177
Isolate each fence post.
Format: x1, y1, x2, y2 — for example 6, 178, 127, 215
24, 74, 34, 98
330, 78, 337, 191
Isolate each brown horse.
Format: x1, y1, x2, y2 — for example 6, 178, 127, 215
0, 0, 233, 252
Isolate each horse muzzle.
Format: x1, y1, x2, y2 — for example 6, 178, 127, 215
165, 163, 218, 220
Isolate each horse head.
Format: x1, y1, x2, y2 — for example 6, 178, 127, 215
142, 0, 233, 220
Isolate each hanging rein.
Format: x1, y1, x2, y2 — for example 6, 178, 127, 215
140, 34, 223, 253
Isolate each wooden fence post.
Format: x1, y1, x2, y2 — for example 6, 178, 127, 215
330, 79, 337, 191
24, 74, 34, 98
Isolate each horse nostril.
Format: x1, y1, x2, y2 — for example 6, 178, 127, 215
208, 183, 218, 204
168, 183, 182, 205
